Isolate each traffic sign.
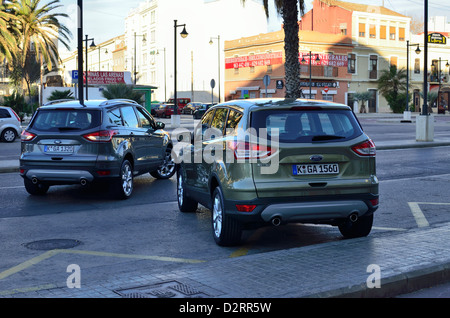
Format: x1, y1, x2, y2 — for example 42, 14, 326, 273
324, 86, 329, 93
72, 70, 78, 80
263, 75, 271, 87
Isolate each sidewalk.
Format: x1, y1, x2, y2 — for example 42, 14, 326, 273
3, 221, 450, 298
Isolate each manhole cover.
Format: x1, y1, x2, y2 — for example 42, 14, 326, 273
23, 239, 82, 250
115, 281, 210, 298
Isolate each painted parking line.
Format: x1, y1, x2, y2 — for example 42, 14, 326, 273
0, 249, 204, 281
408, 202, 450, 228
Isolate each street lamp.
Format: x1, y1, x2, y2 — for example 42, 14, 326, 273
77, 0, 84, 105
84, 35, 95, 100
156, 48, 167, 101
405, 41, 421, 119
98, 47, 109, 71
173, 20, 188, 126
134, 32, 146, 85
209, 35, 220, 103
301, 51, 320, 98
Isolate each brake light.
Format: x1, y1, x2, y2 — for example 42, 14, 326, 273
369, 198, 379, 206
236, 204, 257, 212
352, 139, 376, 157
228, 141, 274, 160
11, 109, 21, 122
83, 130, 118, 142
21, 130, 36, 141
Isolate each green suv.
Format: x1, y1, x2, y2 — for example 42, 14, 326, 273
20, 99, 175, 199
177, 98, 378, 246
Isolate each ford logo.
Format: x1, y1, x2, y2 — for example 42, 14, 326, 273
54, 140, 62, 145
310, 155, 323, 162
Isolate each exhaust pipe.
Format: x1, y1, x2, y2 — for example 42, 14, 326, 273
31, 177, 38, 184
349, 212, 359, 223
80, 178, 88, 186
271, 216, 282, 226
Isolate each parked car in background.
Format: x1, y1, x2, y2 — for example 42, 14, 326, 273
182, 102, 203, 114
154, 103, 181, 118
168, 98, 190, 112
177, 98, 378, 246
20, 99, 176, 199
193, 103, 216, 119
0, 106, 22, 142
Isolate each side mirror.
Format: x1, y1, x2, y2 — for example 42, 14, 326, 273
155, 121, 165, 130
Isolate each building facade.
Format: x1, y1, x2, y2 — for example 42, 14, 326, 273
224, 30, 353, 104
124, 0, 268, 103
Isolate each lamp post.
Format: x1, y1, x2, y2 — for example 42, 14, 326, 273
436, 58, 449, 111
405, 41, 421, 121
84, 35, 95, 100
301, 51, 320, 98
98, 47, 108, 71
209, 35, 221, 103
77, 0, 84, 105
134, 32, 146, 85
173, 20, 188, 127
156, 48, 167, 101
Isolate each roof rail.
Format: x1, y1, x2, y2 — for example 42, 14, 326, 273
42, 99, 75, 106
100, 99, 140, 106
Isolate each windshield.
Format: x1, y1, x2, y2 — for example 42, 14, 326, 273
251, 109, 363, 143
31, 109, 101, 132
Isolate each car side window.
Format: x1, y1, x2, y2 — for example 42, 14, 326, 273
0, 109, 11, 118
210, 108, 229, 135
121, 106, 139, 128
107, 108, 123, 126
225, 109, 243, 135
136, 107, 155, 129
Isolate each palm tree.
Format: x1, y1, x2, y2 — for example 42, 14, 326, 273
11, 0, 72, 72
0, 0, 18, 62
377, 65, 407, 113
241, 0, 305, 98
102, 84, 144, 104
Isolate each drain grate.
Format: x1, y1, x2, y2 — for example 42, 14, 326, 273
115, 280, 209, 298
23, 239, 82, 250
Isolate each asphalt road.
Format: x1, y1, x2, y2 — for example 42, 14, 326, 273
1, 114, 450, 297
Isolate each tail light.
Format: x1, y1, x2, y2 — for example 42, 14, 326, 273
228, 141, 274, 160
21, 130, 36, 141
11, 109, 21, 122
83, 130, 118, 142
236, 204, 257, 212
352, 139, 376, 157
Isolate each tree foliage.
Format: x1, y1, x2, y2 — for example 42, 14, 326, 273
102, 84, 144, 104
377, 65, 407, 113
241, 0, 305, 98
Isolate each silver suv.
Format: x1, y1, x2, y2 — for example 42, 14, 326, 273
0, 106, 22, 142
20, 99, 175, 199
177, 99, 379, 246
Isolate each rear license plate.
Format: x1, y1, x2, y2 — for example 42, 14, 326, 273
293, 164, 339, 175
44, 145, 74, 154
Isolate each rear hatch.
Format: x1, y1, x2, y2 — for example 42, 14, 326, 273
248, 104, 376, 198
21, 108, 103, 168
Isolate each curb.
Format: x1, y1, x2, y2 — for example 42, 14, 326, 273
304, 263, 450, 298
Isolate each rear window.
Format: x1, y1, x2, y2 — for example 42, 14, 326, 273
31, 109, 101, 132
251, 109, 362, 143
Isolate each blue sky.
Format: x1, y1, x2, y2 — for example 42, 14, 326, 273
57, 0, 449, 51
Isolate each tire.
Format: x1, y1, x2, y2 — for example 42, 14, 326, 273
211, 186, 242, 246
113, 159, 133, 199
177, 168, 198, 212
1, 128, 16, 142
150, 148, 176, 179
338, 214, 373, 239
24, 178, 49, 195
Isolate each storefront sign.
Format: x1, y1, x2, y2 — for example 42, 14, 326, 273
300, 81, 338, 88
225, 52, 283, 69
84, 71, 126, 85
428, 33, 447, 44
299, 53, 348, 67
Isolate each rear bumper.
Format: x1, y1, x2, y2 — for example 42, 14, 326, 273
224, 194, 378, 225
23, 169, 95, 184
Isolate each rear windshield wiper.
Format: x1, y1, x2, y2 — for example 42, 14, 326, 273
311, 135, 345, 141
